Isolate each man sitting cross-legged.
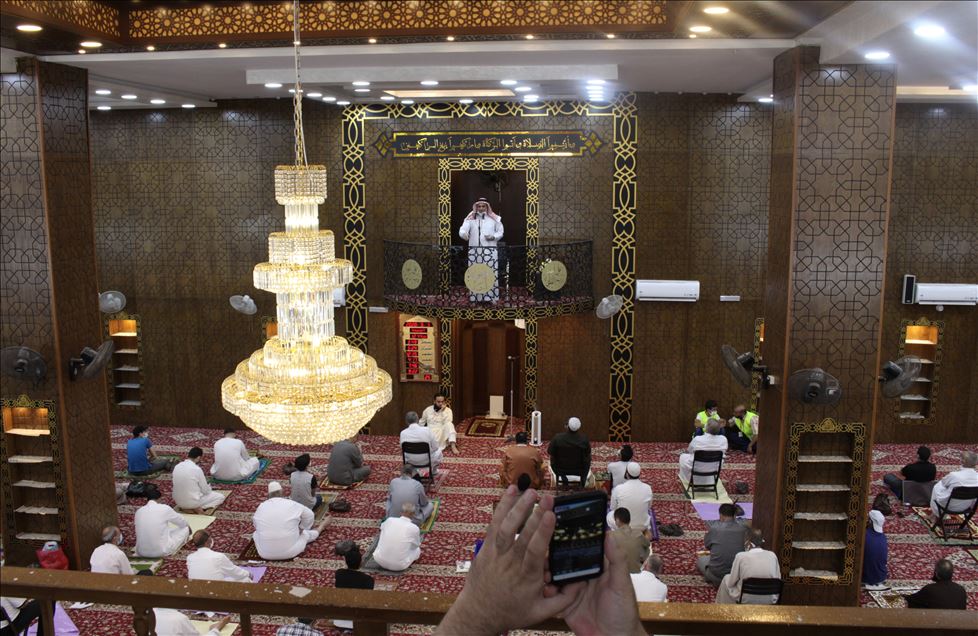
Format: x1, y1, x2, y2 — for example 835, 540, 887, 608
253, 481, 328, 561
373, 502, 422, 572
134, 490, 190, 558
172, 446, 226, 514
211, 428, 260, 482
386, 464, 434, 526
186, 530, 252, 583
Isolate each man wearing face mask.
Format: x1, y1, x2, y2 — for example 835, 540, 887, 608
127, 426, 170, 475
418, 392, 458, 454
458, 198, 504, 303
693, 400, 720, 438
90, 526, 134, 575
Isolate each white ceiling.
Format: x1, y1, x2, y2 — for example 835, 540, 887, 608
23, 0, 978, 110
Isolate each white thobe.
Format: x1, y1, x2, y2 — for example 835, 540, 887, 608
606, 479, 653, 530
372, 516, 421, 571
419, 405, 455, 451
134, 500, 190, 557
186, 546, 251, 582
90, 542, 134, 575
459, 212, 504, 302
400, 423, 443, 471
211, 436, 260, 481
930, 467, 978, 515
153, 609, 222, 636
172, 459, 226, 510
252, 497, 319, 560
607, 461, 628, 490
679, 433, 728, 484
716, 548, 781, 604
631, 571, 668, 602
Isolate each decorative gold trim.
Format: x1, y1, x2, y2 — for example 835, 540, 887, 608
4, 0, 120, 37
750, 317, 764, 411
439, 318, 453, 403
524, 317, 538, 420
896, 317, 944, 424
385, 297, 594, 321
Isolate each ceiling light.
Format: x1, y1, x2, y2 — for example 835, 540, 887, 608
689, 34, 697, 38
758, 97, 773, 103
515, 85, 532, 93
16, 24, 43, 32
80, 40, 102, 48
525, 34, 535, 40
459, 98, 473, 104
354, 88, 370, 93
146, 45, 155, 51
120, 94, 137, 100
150, 99, 166, 105
606, 34, 616, 39
587, 79, 606, 85
446, 36, 455, 41
703, 6, 730, 14
914, 24, 946, 39
218, 43, 227, 48
78, 49, 86, 54
689, 26, 712, 33
181, 104, 195, 109
963, 85, 978, 93
864, 51, 890, 60
265, 82, 282, 88
352, 81, 370, 86
307, 92, 322, 98
420, 80, 439, 86
401, 99, 415, 104
336, 100, 351, 105
386, 89, 513, 98
380, 95, 395, 101
94, 89, 111, 96
524, 94, 539, 101
589, 95, 608, 102
368, 38, 377, 44
322, 96, 337, 102
96, 106, 111, 111
288, 88, 303, 94
500, 80, 518, 86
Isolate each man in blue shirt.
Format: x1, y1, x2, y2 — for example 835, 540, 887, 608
862, 510, 888, 590
127, 426, 169, 475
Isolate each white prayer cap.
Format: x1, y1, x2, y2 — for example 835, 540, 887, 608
869, 510, 884, 533
626, 461, 641, 478
267, 481, 283, 494
567, 417, 582, 431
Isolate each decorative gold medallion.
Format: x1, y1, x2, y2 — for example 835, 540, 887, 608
540, 259, 568, 291
464, 263, 496, 294
401, 259, 423, 290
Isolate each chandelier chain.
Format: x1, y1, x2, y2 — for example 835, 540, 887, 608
292, 1, 307, 166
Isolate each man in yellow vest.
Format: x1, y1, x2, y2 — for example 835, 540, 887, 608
726, 404, 758, 454
693, 400, 719, 437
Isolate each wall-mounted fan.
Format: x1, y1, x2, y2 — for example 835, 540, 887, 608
595, 295, 624, 319
98, 290, 127, 314
786, 368, 842, 405
0, 346, 47, 386
229, 294, 257, 315
879, 356, 922, 398
68, 341, 114, 380
721, 344, 772, 389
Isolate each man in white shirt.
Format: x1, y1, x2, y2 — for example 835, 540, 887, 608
90, 525, 134, 575
716, 528, 781, 604
372, 502, 422, 571
458, 198, 504, 303
211, 428, 260, 481
606, 445, 634, 490
172, 447, 226, 514
631, 554, 668, 603
252, 481, 328, 560
679, 418, 728, 484
186, 530, 252, 582
153, 609, 230, 636
400, 411, 442, 473
930, 450, 978, 517
606, 462, 653, 532
418, 392, 458, 454
134, 490, 190, 558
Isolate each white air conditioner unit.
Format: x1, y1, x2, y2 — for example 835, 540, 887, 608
635, 279, 700, 302
915, 283, 978, 306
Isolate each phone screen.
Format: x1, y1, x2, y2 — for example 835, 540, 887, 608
549, 490, 607, 584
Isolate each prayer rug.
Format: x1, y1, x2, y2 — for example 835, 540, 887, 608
119, 454, 181, 480
189, 619, 238, 635
680, 478, 733, 504
241, 565, 267, 582
174, 491, 230, 515
420, 499, 441, 534
692, 502, 753, 521
237, 538, 294, 562
321, 477, 365, 491
180, 513, 217, 535
465, 417, 507, 438
315, 493, 338, 522
209, 457, 271, 485
867, 586, 919, 608
27, 603, 78, 635
911, 506, 978, 545
968, 549, 978, 564
361, 534, 411, 576
128, 557, 163, 574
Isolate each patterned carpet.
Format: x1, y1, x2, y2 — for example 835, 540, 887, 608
58, 425, 976, 635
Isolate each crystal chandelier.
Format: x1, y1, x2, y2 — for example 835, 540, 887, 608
221, 3, 392, 444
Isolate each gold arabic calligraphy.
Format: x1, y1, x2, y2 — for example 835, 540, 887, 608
393, 132, 585, 156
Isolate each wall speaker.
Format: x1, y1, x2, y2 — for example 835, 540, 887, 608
902, 274, 916, 305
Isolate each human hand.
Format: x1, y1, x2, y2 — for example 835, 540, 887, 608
434, 486, 582, 635
211, 615, 232, 631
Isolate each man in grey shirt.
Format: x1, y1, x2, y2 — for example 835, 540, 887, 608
326, 439, 371, 486
289, 453, 322, 511
386, 465, 434, 526
696, 503, 747, 587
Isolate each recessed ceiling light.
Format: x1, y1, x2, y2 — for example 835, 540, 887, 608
336, 100, 351, 105
963, 84, 978, 92
401, 99, 415, 104
587, 79, 605, 86
914, 24, 946, 39
94, 89, 111, 95
703, 6, 730, 14
589, 95, 608, 102
459, 98, 473, 104
288, 88, 304, 94
446, 36, 455, 41
120, 94, 137, 100
16, 24, 42, 32
218, 43, 227, 48
352, 81, 370, 87
264, 82, 282, 88
80, 40, 102, 48
150, 99, 166, 105
380, 95, 395, 101
525, 34, 534, 40
758, 97, 774, 103
689, 34, 697, 38
523, 96, 539, 103
514, 86, 532, 93
146, 45, 155, 51
322, 96, 337, 102
96, 106, 111, 111
864, 51, 890, 60
689, 26, 712, 33
606, 33, 616, 39
78, 49, 86, 54
307, 92, 322, 97
368, 38, 377, 44
500, 80, 518, 86
181, 104, 195, 109
420, 80, 439, 86
354, 88, 370, 93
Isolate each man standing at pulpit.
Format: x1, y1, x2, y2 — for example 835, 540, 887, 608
459, 198, 504, 302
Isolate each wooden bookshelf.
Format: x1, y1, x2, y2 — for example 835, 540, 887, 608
897, 319, 943, 423
107, 313, 142, 407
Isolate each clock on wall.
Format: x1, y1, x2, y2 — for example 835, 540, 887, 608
464, 263, 496, 294
540, 259, 568, 292
401, 259, 423, 290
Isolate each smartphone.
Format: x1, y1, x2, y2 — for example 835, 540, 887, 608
548, 490, 607, 584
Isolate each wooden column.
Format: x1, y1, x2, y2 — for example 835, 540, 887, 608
0, 59, 117, 568
754, 47, 896, 606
